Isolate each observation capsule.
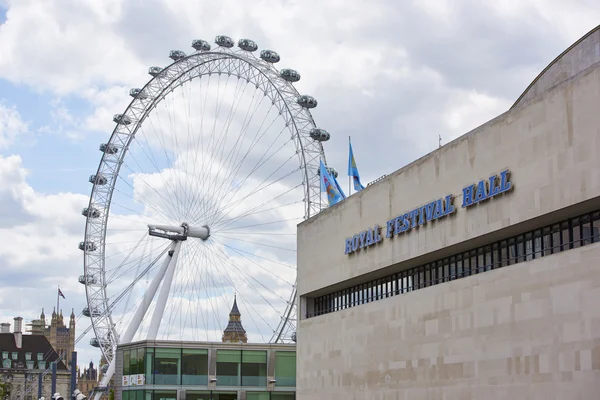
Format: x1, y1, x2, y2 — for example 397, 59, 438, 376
309, 128, 330, 142
78, 274, 98, 285
99, 143, 118, 155
82, 207, 100, 218
89, 174, 107, 186
260, 49, 280, 63
296, 95, 317, 109
238, 38, 258, 52
148, 66, 163, 77
292, 332, 297, 342
192, 39, 211, 51
129, 88, 148, 99
113, 114, 131, 125
215, 35, 234, 48
280, 69, 300, 82
82, 306, 101, 318
317, 166, 338, 179
169, 50, 186, 61
78, 241, 97, 252
101, 364, 109, 373
90, 338, 100, 348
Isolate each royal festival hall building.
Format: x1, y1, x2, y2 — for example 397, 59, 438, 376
297, 26, 600, 398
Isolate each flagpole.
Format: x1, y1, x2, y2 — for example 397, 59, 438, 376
348, 136, 352, 196
56, 286, 60, 316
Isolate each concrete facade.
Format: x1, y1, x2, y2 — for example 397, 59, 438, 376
296, 27, 600, 399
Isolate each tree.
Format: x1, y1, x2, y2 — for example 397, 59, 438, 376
108, 388, 115, 400
0, 382, 11, 400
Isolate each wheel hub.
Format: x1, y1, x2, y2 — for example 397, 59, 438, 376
147, 223, 210, 241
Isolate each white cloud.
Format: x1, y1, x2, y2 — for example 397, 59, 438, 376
0, 102, 28, 149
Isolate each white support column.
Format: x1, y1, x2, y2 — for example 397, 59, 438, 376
93, 243, 176, 400
147, 240, 182, 339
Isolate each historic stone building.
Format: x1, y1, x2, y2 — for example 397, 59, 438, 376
27, 309, 75, 369
0, 318, 70, 400
78, 360, 98, 397
221, 296, 248, 344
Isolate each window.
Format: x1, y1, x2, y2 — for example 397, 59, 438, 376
130, 348, 138, 375
246, 393, 269, 400
123, 350, 131, 376
145, 348, 154, 385
154, 348, 180, 385
274, 351, 296, 387
2, 359, 11, 368
211, 392, 237, 400
26, 360, 34, 369
38, 361, 46, 369
185, 392, 211, 400
25, 352, 32, 361
241, 350, 267, 386
182, 349, 208, 385
1, 352, 7, 359
151, 391, 177, 400
271, 394, 296, 400
216, 350, 241, 386
37, 353, 44, 361
11, 352, 18, 360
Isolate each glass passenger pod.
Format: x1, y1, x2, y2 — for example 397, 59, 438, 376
89, 174, 108, 186
296, 95, 317, 109
169, 50, 186, 61
192, 39, 211, 51
148, 66, 163, 77
112, 114, 131, 125
280, 68, 301, 82
82, 207, 100, 218
309, 128, 330, 142
238, 38, 258, 52
101, 364, 108, 373
316, 165, 338, 178
78, 241, 97, 252
78, 274, 98, 285
82, 306, 101, 318
99, 143, 119, 154
89, 338, 100, 348
129, 88, 148, 99
260, 49, 280, 63
215, 35, 234, 48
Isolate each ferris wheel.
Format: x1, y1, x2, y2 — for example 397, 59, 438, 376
79, 35, 332, 394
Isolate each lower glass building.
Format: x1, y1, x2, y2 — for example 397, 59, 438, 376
115, 341, 296, 400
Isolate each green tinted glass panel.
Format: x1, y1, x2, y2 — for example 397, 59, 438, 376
130, 348, 139, 375
137, 348, 145, 375
217, 350, 241, 363
123, 350, 131, 375
122, 391, 129, 400
182, 349, 208, 355
145, 348, 154, 385
274, 352, 296, 387
185, 391, 211, 400
271, 393, 295, 400
155, 348, 181, 357
242, 351, 267, 363
246, 393, 270, 400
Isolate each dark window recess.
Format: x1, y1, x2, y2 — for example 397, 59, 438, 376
308, 209, 600, 318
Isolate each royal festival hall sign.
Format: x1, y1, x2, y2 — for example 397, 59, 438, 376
344, 169, 513, 255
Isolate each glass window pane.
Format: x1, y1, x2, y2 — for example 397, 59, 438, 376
217, 350, 240, 386
592, 212, 600, 243
137, 391, 144, 400
154, 348, 180, 385
185, 391, 211, 400
212, 392, 238, 400
516, 236, 525, 262
484, 246, 492, 271
507, 238, 516, 264
525, 233, 533, 261
246, 393, 270, 400
274, 351, 296, 387
533, 230, 542, 258
561, 221, 570, 250
123, 350, 130, 376
152, 391, 177, 400
123, 391, 129, 400
145, 348, 154, 385
581, 214, 593, 245
449, 257, 456, 280
542, 227, 551, 256
130, 348, 138, 375
271, 394, 296, 400
137, 348, 145, 377
572, 218, 582, 249
491, 243, 498, 270
242, 351, 267, 387
182, 349, 208, 385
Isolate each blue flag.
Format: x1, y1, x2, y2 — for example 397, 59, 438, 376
348, 140, 365, 192
320, 160, 345, 206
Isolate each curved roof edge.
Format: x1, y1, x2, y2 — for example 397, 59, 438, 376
511, 24, 600, 110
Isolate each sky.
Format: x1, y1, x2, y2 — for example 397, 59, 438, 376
0, 0, 599, 374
